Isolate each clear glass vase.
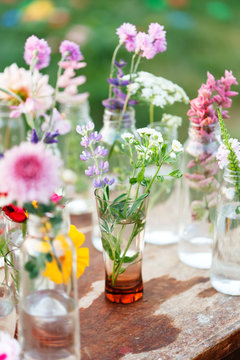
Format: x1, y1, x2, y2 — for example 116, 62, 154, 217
92, 108, 138, 252
178, 122, 221, 269
145, 121, 179, 245
18, 214, 80, 360
0, 283, 17, 336
210, 170, 240, 295
0, 101, 25, 152
3, 213, 24, 250
60, 101, 93, 228
95, 183, 149, 304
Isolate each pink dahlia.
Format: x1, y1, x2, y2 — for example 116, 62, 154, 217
24, 35, 51, 70
0, 142, 62, 205
0, 331, 21, 360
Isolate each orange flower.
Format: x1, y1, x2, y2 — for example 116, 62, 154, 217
42, 225, 89, 284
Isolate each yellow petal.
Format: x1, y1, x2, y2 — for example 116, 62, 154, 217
68, 225, 85, 247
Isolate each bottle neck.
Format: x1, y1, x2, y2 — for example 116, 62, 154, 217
60, 101, 91, 124
188, 122, 220, 143
103, 108, 136, 130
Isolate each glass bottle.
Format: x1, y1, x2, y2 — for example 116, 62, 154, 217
145, 121, 179, 245
92, 108, 138, 252
211, 169, 240, 295
18, 214, 80, 360
178, 122, 221, 269
0, 101, 25, 152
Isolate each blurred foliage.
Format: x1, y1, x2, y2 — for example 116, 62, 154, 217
0, 0, 240, 142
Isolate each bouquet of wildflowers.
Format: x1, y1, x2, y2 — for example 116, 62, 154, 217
0, 35, 88, 148
184, 71, 238, 222
77, 121, 182, 285
0, 141, 89, 283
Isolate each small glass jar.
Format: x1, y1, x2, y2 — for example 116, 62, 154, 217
0, 283, 17, 336
18, 214, 80, 360
178, 122, 221, 269
95, 183, 149, 304
145, 121, 179, 245
0, 101, 25, 152
211, 169, 240, 295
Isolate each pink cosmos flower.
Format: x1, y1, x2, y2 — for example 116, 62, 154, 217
0, 331, 21, 360
59, 40, 83, 61
0, 142, 62, 205
116, 23, 137, 52
10, 98, 37, 118
24, 35, 51, 70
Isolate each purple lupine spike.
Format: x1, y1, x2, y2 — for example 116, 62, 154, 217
93, 177, 103, 188
31, 129, 39, 144
86, 121, 95, 131
76, 125, 85, 135
103, 177, 115, 185
94, 146, 108, 157
107, 78, 130, 86
0, 152, 4, 159
85, 166, 95, 177
114, 59, 127, 68
81, 136, 90, 147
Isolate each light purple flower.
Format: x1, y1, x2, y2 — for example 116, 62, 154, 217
80, 151, 90, 161
24, 35, 51, 70
81, 136, 90, 148
116, 23, 137, 52
93, 177, 103, 188
94, 146, 108, 157
103, 177, 115, 186
99, 160, 109, 173
135, 32, 156, 59
59, 40, 82, 61
76, 125, 85, 135
86, 121, 95, 131
85, 166, 95, 177
89, 131, 102, 142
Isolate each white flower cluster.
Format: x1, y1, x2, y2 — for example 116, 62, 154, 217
125, 71, 189, 107
161, 113, 182, 128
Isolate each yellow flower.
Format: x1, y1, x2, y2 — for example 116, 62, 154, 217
42, 225, 89, 284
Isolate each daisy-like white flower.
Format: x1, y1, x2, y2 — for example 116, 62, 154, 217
0, 63, 53, 113
0, 142, 62, 205
172, 139, 183, 153
0, 331, 21, 360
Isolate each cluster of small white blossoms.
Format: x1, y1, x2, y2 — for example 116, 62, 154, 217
125, 71, 189, 107
216, 138, 240, 169
161, 113, 182, 129
122, 128, 183, 161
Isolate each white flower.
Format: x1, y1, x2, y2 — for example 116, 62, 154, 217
141, 88, 153, 99
121, 132, 134, 141
216, 144, 230, 169
0, 331, 21, 360
170, 152, 177, 159
172, 140, 183, 152
0, 63, 53, 113
129, 82, 140, 95
161, 113, 182, 128
152, 95, 166, 108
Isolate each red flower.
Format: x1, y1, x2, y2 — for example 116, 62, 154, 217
2, 204, 28, 223
51, 193, 63, 203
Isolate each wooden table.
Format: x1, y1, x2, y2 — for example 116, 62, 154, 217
75, 215, 240, 360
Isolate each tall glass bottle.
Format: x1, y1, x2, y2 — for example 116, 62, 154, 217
19, 214, 80, 360
145, 121, 179, 245
0, 101, 25, 152
92, 108, 138, 251
178, 122, 221, 269
211, 169, 240, 295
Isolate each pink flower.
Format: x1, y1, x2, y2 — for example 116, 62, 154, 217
0, 142, 62, 205
51, 108, 71, 135
116, 23, 137, 52
59, 40, 83, 61
0, 331, 21, 360
10, 98, 37, 118
24, 35, 51, 70
148, 23, 167, 53
135, 32, 156, 59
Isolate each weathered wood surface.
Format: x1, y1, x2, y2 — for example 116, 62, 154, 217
75, 215, 240, 360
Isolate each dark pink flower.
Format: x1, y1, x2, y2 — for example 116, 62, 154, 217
59, 40, 83, 61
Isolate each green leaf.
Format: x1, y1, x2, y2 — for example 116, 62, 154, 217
157, 175, 164, 182
111, 193, 127, 205
236, 206, 240, 214
161, 143, 167, 157
129, 177, 137, 185
137, 167, 145, 183
127, 194, 146, 217
122, 252, 139, 263
169, 169, 182, 178
101, 234, 115, 261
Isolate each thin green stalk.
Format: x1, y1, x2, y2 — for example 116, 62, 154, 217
149, 102, 154, 126
133, 53, 142, 73
121, 53, 137, 117
0, 88, 23, 103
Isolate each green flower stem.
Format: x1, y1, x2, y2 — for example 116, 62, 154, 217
133, 53, 142, 73
0, 88, 23, 103
149, 102, 154, 126
108, 43, 122, 99
121, 53, 137, 117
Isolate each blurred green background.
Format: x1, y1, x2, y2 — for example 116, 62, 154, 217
0, 0, 240, 142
